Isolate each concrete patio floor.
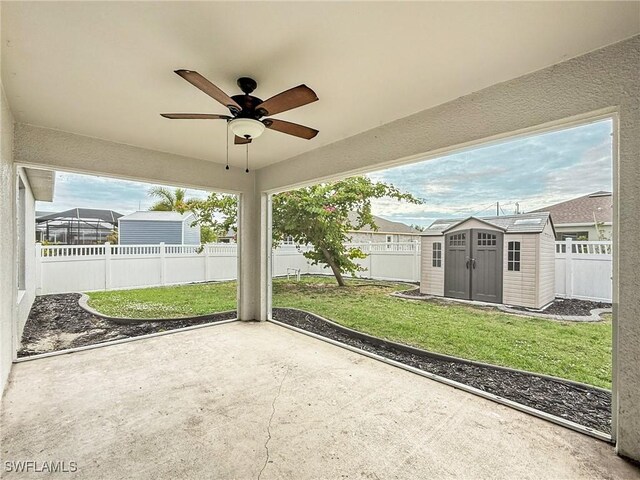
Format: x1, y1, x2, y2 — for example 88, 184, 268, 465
1, 322, 638, 479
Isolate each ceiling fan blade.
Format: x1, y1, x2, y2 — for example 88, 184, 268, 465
160, 113, 230, 120
174, 70, 241, 112
256, 85, 318, 116
263, 118, 318, 140
234, 136, 252, 145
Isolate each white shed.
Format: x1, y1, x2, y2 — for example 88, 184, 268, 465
420, 213, 555, 309
118, 211, 201, 245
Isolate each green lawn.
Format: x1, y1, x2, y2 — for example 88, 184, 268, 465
86, 276, 611, 388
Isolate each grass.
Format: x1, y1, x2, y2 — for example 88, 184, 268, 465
86, 276, 612, 388
87, 282, 237, 318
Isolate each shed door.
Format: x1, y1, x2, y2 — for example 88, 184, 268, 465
444, 230, 471, 299
471, 230, 503, 303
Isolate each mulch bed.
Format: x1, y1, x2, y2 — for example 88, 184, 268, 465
399, 289, 611, 317
532, 298, 611, 316
272, 307, 612, 435
18, 294, 236, 357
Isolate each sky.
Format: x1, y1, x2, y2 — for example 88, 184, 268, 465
37, 119, 613, 226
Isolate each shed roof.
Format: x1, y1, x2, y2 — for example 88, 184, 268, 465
423, 212, 552, 236
531, 191, 612, 225
119, 211, 194, 222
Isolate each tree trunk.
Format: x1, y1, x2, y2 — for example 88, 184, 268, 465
320, 247, 346, 287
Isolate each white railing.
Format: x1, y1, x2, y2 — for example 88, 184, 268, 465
555, 240, 612, 255
555, 239, 612, 302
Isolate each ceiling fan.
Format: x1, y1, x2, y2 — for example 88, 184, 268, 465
161, 70, 319, 146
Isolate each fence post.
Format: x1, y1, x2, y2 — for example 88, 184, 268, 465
413, 240, 419, 282
565, 238, 573, 299
35, 242, 43, 295
204, 244, 210, 281
160, 242, 166, 285
368, 242, 373, 279
104, 242, 112, 290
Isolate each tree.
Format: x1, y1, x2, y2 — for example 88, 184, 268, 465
106, 227, 118, 244
148, 187, 195, 213
189, 193, 237, 243
188, 176, 421, 286
272, 176, 421, 286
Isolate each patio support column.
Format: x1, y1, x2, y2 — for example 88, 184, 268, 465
236, 187, 272, 321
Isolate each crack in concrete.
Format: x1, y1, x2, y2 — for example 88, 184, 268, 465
258, 366, 290, 480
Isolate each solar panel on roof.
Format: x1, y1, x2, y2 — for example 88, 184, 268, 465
514, 218, 542, 225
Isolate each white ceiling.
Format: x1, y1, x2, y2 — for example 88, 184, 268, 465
2, 2, 639, 170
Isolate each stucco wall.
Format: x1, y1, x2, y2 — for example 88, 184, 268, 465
16, 168, 37, 339
0, 82, 15, 393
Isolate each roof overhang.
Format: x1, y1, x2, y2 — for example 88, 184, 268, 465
23, 168, 55, 202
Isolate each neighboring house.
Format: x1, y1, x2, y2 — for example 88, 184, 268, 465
118, 211, 200, 245
347, 213, 422, 244
36, 208, 122, 244
532, 191, 612, 241
421, 212, 555, 309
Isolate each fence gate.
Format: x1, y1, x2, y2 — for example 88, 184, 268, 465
444, 229, 503, 303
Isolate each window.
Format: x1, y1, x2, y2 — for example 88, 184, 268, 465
283, 235, 295, 245
558, 232, 589, 241
508, 241, 521, 271
477, 232, 497, 246
432, 242, 442, 267
386, 235, 393, 243
449, 233, 465, 246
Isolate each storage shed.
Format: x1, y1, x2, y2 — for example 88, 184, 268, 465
118, 211, 200, 245
420, 213, 555, 309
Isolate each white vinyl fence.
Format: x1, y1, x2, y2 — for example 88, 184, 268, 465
36, 239, 612, 302
554, 239, 612, 302
36, 242, 422, 295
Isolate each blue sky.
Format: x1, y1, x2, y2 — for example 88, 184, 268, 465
38, 119, 612, 226
368, 119, 612, 226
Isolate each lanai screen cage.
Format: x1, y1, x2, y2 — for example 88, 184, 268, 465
36, 208, 123, 245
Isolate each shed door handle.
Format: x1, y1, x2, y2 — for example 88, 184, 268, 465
472, 259, 476, 269
465, 259, 470, 269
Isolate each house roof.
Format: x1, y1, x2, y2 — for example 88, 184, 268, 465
36, 208, 122, 224
119, 211, 194, 222
531, 191, 612, 225
347, 212, 421, 235
423, 212, 552, 236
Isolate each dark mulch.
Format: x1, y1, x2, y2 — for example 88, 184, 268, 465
534, 298, 611, 316
399, 289, 611, 317
272, 307, 612, 434
18, 294, 236, 357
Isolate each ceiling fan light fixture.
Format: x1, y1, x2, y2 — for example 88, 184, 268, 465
228, 118, 265, 140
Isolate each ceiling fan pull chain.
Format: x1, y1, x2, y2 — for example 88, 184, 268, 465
225, 122, 230, 170
245, 142, 249, 173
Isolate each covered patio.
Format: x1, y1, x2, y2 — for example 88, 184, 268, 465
1, 2, 639, 474
3, 321, 637, 479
